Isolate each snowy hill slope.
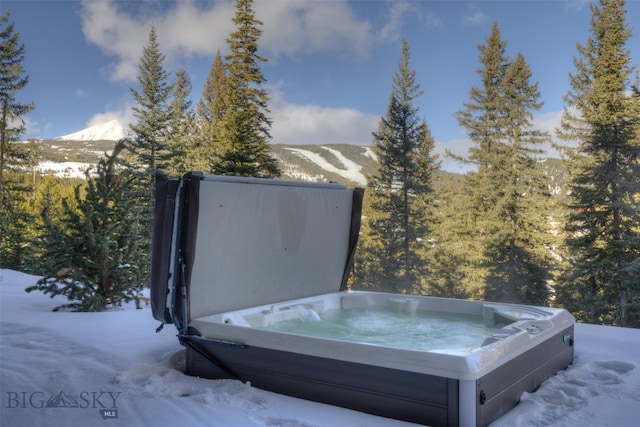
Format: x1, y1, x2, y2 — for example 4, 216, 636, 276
275, 145, 370, 185
48, 120, 373, 184
36, 139, 376, 186
35, 135, 568, 198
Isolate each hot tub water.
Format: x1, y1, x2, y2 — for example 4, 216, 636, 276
259, 307, 501, 351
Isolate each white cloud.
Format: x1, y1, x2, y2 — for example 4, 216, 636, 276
80, 0, 377, 82
75, 89, 88, 98
80, 0, 236, 81
269, 87, 378, 146
76, 85, 378, 147
160, 1, 235, 57
80, 1, 151, 81
565, 0, 591, 12
377, 1, 415, 41
423, 12, 444, 30
257, 0, 373, 61
86, 107, 135, 138
463, 6, 487, 26
375, 2, 442, 42
20, 115, 40, 139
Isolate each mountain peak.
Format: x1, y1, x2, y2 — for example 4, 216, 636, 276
57, 120, 125, 141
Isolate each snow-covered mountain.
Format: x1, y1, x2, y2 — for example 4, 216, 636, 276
57, 120, 125, 141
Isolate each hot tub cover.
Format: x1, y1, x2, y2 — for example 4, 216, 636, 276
151, 172, 364, 329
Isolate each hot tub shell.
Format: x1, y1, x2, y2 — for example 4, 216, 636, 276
151, 173, 574, 427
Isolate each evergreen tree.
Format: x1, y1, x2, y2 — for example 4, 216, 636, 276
455, 22, 510, 177
26, 173, 82, 275
556, 0, 640, 327
451, 22, 554, 304
127, 25, 173, 175
425, 171, 484, 299
196, 49, 226, 172
485, 52, 554, 305
125, 25, 174, 287
446, 23, 511, 300
0, 9, 34, 197
166, 68, 196, 176
356, 39, 439, 294
26, 142, 148, 312
0, 188, 25, 268
0, 9, 36, 269
212, 0, 280, 177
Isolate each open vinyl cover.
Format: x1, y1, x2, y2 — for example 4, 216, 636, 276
150, 173, 363, 327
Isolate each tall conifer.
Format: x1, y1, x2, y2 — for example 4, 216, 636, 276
485, 52, 554, 304
196, 49, 226, 172
557, 0, 640, 326
426, 172, 482, 298
127, 25, 173, 174
452, 22, 554, 304
357, 39, 439, 294
0, 10, 35, 269
125, 25, 174, 288
166, 68, 196, 176
212, 0, 279, 177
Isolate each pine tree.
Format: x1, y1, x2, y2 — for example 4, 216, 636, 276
426, 172, 483, 299
26, 141, 148, 311
0, 10, 36, 269
455, 22, 510, 178
556, 0, 640, 327
166, 68, 196, 176
452, 22, 554, 304
127, 25, 173, 175
212, 0, 280, 177
26, 173, 81, 275
446, 23, 511, 301
484, 52, 554, 305
196, 49, 226, 172
125, 25, 174, 287
356, 39, 439, 294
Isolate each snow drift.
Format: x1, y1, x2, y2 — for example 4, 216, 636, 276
1, 269, 639, 427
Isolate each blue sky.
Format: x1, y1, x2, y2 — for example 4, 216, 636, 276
4, 0, 640, 170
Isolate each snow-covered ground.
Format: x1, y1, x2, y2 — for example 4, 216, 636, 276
36, 161, 94, 179
1, 269, 639, 427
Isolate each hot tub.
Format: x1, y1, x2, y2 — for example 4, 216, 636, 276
150, 173, 575, 427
